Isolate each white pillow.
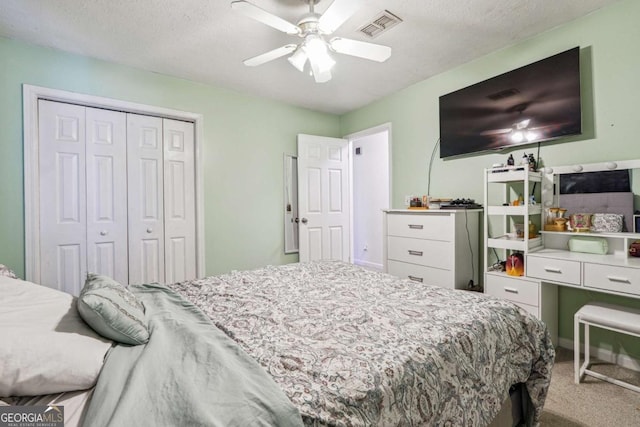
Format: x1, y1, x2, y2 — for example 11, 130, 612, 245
0, 276, 113, 397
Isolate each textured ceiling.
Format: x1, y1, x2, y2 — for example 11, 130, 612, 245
0, 0, 620, 114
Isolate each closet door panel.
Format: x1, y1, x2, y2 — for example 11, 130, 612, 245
86, 107, 128, 284
163, 119, 196, 283
127, 114, 165, 284
38, 100, 87, 295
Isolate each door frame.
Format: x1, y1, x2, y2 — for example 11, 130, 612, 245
23, 84, 206, 283
344, 122, 392, 267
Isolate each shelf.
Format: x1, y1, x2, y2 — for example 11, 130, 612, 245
487, 235, 543, 251
487, 205, 542, 216
485, 270, 541, 282
540, 230, 640, 239
486, 168, 542, 183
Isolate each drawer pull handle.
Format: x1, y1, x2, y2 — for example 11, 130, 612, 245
544, 267, 562, 273
504, 287, 519, 294
408, 275, 424, 283
408, 224, 424, 230
408, 250, 423, 256
607, 276, 631, 284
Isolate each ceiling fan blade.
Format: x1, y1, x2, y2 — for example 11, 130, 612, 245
243, 44, 297, 67
318, 0, 364, 34
231, 1, 300, 35
329, 37, 391, 62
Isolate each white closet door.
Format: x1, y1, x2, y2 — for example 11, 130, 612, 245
127, 114, 165, 285
85, 107, 128, 284
163, 119, 197, 283
38, 100, 87, 294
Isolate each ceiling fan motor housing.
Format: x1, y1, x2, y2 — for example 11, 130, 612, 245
297, 13, 322, 36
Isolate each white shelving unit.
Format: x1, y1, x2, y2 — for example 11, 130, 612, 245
483, 166, 558, 344
484, 166, 543, 265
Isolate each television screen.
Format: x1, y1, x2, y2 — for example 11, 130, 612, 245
439, 47, 581, 159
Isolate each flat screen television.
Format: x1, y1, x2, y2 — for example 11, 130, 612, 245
439, 47, 581, 159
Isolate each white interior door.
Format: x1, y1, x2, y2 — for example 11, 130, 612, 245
127, 113, 165, 284
297, 134, 350, 262
38, 100, 87, 294
163, 118, 196, 283
86, 107, 128, 284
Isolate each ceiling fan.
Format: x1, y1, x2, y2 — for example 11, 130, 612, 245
231, 0, 392, 83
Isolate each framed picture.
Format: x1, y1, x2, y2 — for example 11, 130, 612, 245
634, 215, 640, 233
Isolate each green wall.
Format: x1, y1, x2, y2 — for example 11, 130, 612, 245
0, 37, 340, 277
341, 0, 640, 355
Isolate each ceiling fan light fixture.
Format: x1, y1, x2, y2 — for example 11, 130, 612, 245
303, 36, 335, 74
288, 47, 308, 72
309, 60, 332, 83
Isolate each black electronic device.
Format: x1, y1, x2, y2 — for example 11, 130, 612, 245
439, 47, 581, 158
441, 199, 483, 209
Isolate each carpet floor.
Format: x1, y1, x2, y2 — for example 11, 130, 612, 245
540, 347, 640, 426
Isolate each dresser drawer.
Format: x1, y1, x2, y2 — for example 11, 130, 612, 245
583, 263, 640, 296
387, 213, 453, 241
485, 274, 539, 307
387, 260, 452, 288
388, 236, 452, 269
526, 255, 581, 285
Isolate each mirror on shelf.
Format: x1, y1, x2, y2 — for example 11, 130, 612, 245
541, 159, 640, 233
284, 153, 299, 254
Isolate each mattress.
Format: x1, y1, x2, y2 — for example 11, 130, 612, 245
170, 260, 554, 426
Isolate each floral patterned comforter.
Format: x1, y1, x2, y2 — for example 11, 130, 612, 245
169, 261, 554, 426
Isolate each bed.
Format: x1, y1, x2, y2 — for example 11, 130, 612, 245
0, 261, 554, 426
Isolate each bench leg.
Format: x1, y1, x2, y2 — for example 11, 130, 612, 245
574, 317, 580, 384
584, 324, 590, 370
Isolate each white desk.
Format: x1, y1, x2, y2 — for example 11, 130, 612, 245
527, 231, 640, 299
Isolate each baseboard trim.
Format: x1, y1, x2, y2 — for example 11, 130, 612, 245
353, 259, 383, 272
558, 337, 640, 373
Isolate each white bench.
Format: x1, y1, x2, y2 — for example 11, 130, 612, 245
574, 302, 640, 393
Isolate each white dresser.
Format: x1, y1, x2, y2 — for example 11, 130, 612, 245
383, 209, 481, 289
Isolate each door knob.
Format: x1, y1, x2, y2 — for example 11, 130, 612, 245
100, 230, 108, 236
146, 228, 153, 233
300, 218, 308, 224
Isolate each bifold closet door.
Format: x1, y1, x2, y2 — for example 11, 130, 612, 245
39, 101, 87, 294
39, 101, 128, 294
127, 115, 196, 284
163, 119, 196, 283
127, 114, 165, 285
85, 107, 128, 284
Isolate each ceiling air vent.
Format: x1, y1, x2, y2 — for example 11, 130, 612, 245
358, 10, 402, 39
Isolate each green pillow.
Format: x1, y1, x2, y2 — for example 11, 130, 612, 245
77, 273, 149, 345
